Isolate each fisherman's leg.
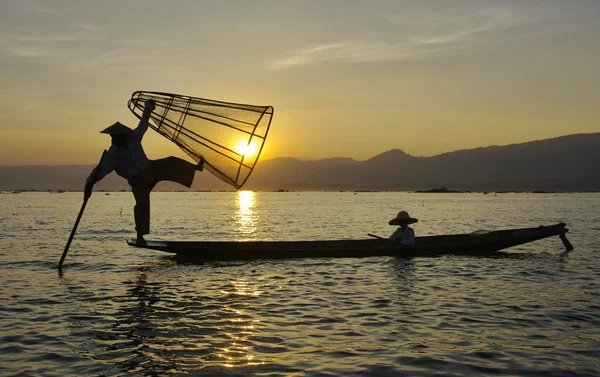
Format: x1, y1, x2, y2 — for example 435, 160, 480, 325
152, 156, 199, 188
131, 183, 151, 243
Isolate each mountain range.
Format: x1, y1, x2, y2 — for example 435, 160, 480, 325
1, 133, 599, 192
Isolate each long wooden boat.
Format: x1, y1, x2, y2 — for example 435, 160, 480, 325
126, 222, 573, 261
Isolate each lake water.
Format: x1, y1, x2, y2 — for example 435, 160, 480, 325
1, 191, 599, 376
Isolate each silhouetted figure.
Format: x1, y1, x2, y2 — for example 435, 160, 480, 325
388, 211, 418, 246
84, 100, 204, 245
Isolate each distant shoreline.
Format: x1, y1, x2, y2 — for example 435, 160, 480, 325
2, 189, 599, 194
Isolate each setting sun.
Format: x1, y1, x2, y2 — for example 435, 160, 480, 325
236, 140, 258, 159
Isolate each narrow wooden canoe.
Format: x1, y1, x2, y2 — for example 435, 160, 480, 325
126, 222, 573, 261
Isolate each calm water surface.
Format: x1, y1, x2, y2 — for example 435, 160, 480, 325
1, 192, 599, 376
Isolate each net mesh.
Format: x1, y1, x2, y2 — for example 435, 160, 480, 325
128, 91, 273, 189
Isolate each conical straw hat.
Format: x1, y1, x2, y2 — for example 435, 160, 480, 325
101, 122, 133, 134
389, 211, 419, 225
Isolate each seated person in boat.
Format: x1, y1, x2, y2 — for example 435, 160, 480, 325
389, 211, 418, 246
84, 99, 205, 245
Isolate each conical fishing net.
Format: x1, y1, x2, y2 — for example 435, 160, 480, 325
128, 91, 273, 189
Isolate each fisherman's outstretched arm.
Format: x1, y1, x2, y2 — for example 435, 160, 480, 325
132, 100, 156, 140
84, 152, 116, 198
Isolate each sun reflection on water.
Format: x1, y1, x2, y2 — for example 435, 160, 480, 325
218, 279, 264, 368
235, 190, 258, 238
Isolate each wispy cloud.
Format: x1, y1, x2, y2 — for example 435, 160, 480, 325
268, 4, 551, 70
1, 30, 92, 60
0, 26, 158, 70
30, 5, 63, 16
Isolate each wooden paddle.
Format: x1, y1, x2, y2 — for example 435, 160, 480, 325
368, 233, 386, 240
58, 150, 107, 269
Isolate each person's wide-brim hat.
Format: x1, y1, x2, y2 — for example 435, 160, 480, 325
389, 211, 419, 225
101, 122, 133, 135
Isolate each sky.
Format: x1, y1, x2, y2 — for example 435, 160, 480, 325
0, 0, 598, 165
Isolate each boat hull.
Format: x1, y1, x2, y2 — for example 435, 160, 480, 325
126, 223, 572, 261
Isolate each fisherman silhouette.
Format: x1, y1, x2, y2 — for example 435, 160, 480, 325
388, 211, 418, 246
84, 100, 204, 245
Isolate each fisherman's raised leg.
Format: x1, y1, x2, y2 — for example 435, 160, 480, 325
152, 156, 201, 188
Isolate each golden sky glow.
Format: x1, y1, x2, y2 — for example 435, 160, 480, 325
0, 1, 598, 165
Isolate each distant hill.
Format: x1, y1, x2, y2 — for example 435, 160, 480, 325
245, 133, 600, 192
1, 133, 599, 192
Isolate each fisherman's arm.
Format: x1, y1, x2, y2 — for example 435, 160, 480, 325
84, 151, 116, 199
132, 100, 156, 140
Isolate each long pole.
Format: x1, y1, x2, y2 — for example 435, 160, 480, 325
58, 150, 107, 269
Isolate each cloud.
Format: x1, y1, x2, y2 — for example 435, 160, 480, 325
30, 5, 63, 16
0, 26, 158, 70
1, 36, 86, 62
267, 4, 550, 70
25, 3, 64, 17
